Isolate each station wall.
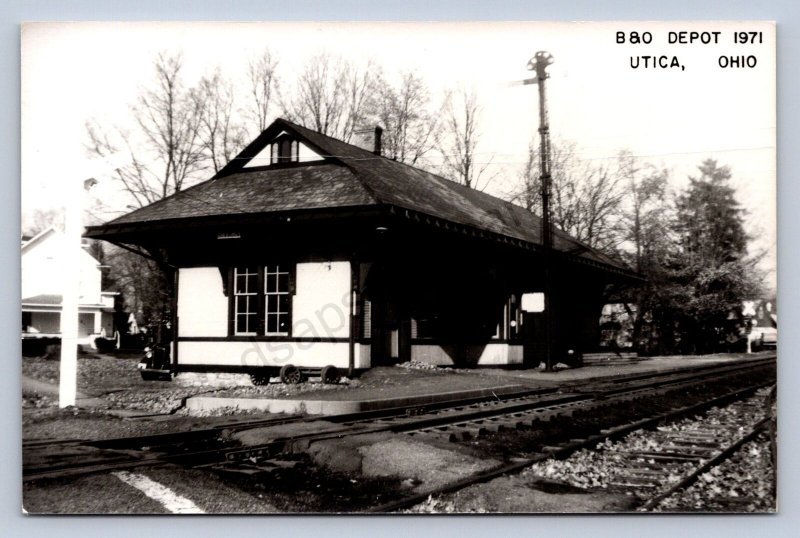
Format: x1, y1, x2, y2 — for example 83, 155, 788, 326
411, 342, 523, 366
177, 340, 370, 369
176, 261, 362, 370
177, 268, 228, 337
292, 261, 351, 339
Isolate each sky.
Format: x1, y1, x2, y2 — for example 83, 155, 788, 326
20, 21, 776, 290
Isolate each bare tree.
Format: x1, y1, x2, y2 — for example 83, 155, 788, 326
86, 53, 207, 208
615, 150, 673, 349
85, 53, 209, 325
101, 244, 172, 325
436, 88, 495, 190
371, 71, 438, 165
281, 53, 379, 142
22, 207, 65, 237
341, 59, 380, 143
618, 150, 671, 272
247, 50, 279, 134
196, 70, 249, 173
514, 139, 627, 254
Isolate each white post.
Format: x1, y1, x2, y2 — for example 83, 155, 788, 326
59, 177, 96, 408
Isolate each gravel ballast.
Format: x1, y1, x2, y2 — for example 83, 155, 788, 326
408, 386, 776, 513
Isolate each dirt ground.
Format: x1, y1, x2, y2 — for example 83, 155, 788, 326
23, 464, 279, 514
407, 475, 637, 513
214, 365, 537, 401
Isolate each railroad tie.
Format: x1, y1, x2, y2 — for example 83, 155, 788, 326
610, 480, 658, 489
623, 451, 703, 463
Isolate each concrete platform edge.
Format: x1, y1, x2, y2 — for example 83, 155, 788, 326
185, 384, 529, 415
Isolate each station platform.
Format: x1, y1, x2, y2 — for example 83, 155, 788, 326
184, 352, 774, 416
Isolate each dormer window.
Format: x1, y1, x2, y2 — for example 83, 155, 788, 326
270, 135, 299, 164
240, 130, 324, 169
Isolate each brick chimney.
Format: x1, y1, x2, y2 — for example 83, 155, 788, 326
372, 126, 382, 156
352, 126, 383, 156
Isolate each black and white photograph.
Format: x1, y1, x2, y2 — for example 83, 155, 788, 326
20, 21, 777, 515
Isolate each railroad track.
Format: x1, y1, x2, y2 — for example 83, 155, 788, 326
24, 356, 775, 487
635, 391, 775, 511
369, 368, 776, 512
537, 385, 777, 513
216, 356, 774, 465
393, 356, 774, 443
22, 385, 553, 481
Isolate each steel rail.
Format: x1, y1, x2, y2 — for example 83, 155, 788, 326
367, 379, 775, 513
638, 417, 771, 511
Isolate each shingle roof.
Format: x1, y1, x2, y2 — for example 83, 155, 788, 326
22, 294, 63, 305
287, 121, 625, 268
92, 118, 632, 274
108, 163, 373, 224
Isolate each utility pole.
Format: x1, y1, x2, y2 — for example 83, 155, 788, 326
516, 51, 555, 371
59, 177, 98, 408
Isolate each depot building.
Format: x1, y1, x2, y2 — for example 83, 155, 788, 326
85, 118, 640, 378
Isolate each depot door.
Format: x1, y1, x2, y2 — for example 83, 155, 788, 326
370, 296, 393, 366
521, 311, 547, 367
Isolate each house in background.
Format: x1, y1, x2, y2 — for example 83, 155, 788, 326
742, 299, 777, 351
21, 226, 116, 346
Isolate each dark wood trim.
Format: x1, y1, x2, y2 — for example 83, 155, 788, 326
174, 363, 369, 375
257, 266, 266, 336
84, 204, 390, 241
175, 363, 273, 374
286, 263, 295, 337
171, 269, 179, 372
348, 259, 359, 377
393, 205, 642, 281
235, 160, 330, 174
107, 240, 178, 270
178, 336, 350, 343
218, 266, 229, 297
227, 268, 235, 337
409, 338, 521, 346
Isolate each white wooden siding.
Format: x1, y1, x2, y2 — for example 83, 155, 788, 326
292, 261, 351, 339
179, 340, 350, 368
177, 268, 228, 337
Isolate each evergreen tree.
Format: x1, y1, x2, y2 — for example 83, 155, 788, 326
676, 160, 748, 265
667, 159, 760, 353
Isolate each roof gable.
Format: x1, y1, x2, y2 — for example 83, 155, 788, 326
241, 137, 325, 169
21, 226, 57, 253
214, 119, 345, 178
22, 226, 102, 266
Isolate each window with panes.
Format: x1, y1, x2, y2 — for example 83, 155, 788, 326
233, 267, 259, 335
232, 265, 292, 336
264, 265, 291, 335
269, 137, 299, 164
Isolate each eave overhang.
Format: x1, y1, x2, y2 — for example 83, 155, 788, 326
85, 202, 644, 284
